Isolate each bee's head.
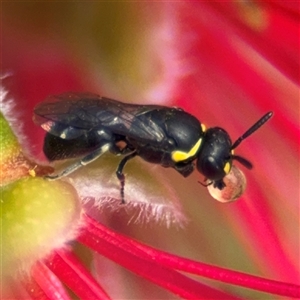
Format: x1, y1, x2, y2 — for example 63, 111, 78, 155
196, 111, 273, 189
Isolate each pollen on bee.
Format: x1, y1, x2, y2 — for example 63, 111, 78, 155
60, 132, 67, 139
28, 167, 36, 177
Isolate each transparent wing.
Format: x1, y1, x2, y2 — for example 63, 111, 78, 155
34, 92, 166, 142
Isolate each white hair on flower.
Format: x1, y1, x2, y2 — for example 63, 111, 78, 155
0, 74, 29, 150
65, 159, 188, 228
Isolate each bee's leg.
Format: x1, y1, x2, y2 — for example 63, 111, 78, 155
116, 151, 137, 204
45, 143, 111, 180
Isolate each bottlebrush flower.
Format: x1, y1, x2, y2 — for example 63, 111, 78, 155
1, 1, 299, 299
1, 85, 299, 299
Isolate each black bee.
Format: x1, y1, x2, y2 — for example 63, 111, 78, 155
34, 92, 273, 202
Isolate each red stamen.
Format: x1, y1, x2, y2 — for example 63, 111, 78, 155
22, 276, 51, 300
44, 249, 111, 300
80, 213, 300, 298
30, 262, 70, 300
78, 213, 238, 300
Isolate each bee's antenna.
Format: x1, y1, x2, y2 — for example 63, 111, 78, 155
231, 111, 273, 150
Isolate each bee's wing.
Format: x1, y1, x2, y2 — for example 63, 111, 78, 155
34, 92, 167, 143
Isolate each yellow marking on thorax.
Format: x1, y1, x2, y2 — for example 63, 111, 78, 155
201, 123, 206, 132
171, 138, 202, 163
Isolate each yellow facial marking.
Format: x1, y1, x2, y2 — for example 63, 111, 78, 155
171, 138, 202, 162
224, 162, 231, 174
201, 124, 206, 132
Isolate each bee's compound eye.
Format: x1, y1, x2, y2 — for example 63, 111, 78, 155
207, 165, 247, 203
